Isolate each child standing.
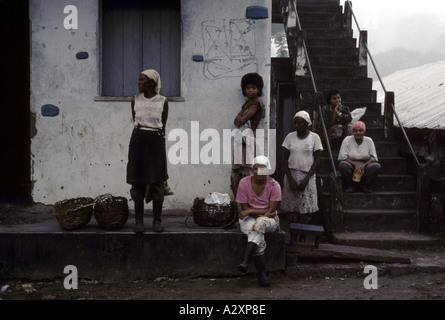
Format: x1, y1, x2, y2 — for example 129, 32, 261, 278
281, 111, 323, 239
231, 73, 265, 197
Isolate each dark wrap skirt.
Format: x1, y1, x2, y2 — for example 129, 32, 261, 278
126, 128, 168, 185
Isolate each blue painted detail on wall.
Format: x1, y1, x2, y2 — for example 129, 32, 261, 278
76, 52, 89, 60
193, 55, 204, 62
246, 6, 269, 19
41, 104, 60, 117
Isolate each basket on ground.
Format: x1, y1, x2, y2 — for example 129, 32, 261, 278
94, 194, 129, 229
190, 197, 238, 228
55, 197, 94, 230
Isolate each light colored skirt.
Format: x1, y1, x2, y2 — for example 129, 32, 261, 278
281, 169, 319, 214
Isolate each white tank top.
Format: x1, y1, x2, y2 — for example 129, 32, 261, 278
134, 93, 166, 130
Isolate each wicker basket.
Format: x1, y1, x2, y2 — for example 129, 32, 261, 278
94, 194, 129, 230
55, 197, 94, 230
190, 197, 238, 228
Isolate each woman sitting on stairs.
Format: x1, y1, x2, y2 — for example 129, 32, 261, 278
338, 121, 381, 193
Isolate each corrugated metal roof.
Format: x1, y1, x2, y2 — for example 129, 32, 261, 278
375, 60, 445, 130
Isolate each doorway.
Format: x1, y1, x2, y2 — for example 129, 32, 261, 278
0, 0, 31, 203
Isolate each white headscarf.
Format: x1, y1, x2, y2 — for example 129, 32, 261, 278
294, 111, 312, 126
141, 69, 162, 94
252, 155, 272, 170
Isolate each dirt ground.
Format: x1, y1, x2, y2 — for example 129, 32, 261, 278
2, 270, 445, 301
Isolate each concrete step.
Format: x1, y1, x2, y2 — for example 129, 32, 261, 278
300, 19, 342, 30
302, 54, 358, 67
297, 0, 341, 6
343, 208, 417, 232
297, 76, 373, 91
286, 243, 412, 265
306, 46, 358, 57
305, 29, 353, 40
312, 65, 365, 77
300, 13, 344, 25
0, 214, 286, 281
306, 37, 357, 48
319, 157, 408, 174
297, 4, 342, 14
322, 191, 417, 210
318, 174, 416, 192
332, 231, 444, 249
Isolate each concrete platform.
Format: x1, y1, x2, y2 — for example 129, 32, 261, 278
0, 211, 286, 281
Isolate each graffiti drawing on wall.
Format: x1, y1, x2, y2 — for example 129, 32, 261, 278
202, 19, 258, 79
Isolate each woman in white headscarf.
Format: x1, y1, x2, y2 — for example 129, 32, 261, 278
127, 69, 169, 233
281, 111, 323, 238
236, 156, 281, 287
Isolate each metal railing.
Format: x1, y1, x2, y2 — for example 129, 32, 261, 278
291, 2, 338, 175
345, 1, 420, 166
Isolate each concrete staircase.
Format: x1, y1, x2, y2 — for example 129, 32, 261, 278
278, 0, 442, 249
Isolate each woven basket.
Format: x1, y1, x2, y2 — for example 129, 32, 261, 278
94, 194, 129, 230
55, 197, 94, 230
190, 197, 238, 228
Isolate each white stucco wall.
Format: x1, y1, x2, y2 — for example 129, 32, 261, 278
29, 0, 272, 209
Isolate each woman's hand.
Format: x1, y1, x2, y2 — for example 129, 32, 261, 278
238, 209, 250, 220
288, 176, 299, 192
297, 177, 309, 192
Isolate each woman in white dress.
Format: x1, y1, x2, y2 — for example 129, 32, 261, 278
281, 111, 323, 236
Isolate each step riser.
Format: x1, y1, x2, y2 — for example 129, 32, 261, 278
300, 21, 341, 30
318, 175, 416, 192
305, 29, 353, 39
306, 55, 358, 67
343, 194, 416, 210
297, 77, 373, 91
300, 14, 344, 24
306, 47, 358, 57
322, 193, 416, 210
312, 66, 365, 77
331, 238, 442, 249
297, 6, 342, 14
344, 213, 417, 232
297, 0, 341, 5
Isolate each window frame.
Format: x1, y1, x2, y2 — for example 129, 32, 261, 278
96, 0, 183, 101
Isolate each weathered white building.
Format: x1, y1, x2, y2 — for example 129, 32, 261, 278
28, 0, 272, 208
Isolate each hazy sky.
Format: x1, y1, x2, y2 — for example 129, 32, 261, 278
342, 0, 445, 53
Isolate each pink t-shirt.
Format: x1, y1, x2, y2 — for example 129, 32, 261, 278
236, 176, 282, 222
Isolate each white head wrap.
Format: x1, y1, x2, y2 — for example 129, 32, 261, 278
141, 69, 161, 94
294, 111, 312, 126
252, 155, 272, 170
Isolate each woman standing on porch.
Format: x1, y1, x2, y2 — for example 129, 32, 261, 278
127, 69, 169, 233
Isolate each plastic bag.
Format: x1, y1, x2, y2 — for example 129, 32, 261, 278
351, 107, 367, 124
204, 192, 231, 205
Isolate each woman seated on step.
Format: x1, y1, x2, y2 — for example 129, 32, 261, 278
338, 121, 381, 193
321, 89, 353, 151
236, 156, 281, 287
